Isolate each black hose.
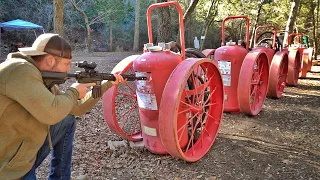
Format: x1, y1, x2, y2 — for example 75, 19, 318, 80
186, 48, 206, 58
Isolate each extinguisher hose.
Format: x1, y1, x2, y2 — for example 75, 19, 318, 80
186, 48, 206, 58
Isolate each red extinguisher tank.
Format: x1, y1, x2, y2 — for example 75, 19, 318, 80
133, 47, 182, 154
215, 45, 248, 112
214, 16, 251, 112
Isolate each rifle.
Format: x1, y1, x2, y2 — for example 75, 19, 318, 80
41, 61, 146, 98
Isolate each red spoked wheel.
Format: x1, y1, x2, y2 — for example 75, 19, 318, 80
159, 58, 224, 162
300, 49, 310, 78
102, 55, 142, 141
287, 50, 301, 86
308, 48, 313, 72
238, 50, 269, 116
268, 51, 289, 98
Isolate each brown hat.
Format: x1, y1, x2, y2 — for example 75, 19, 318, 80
19, 33, 72, 58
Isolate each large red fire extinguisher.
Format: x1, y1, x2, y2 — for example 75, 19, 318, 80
133, 2, 186, 154
133, 48, 182, 154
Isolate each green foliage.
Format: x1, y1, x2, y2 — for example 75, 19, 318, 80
93, 0, 132, 25
0, 0, 319, 52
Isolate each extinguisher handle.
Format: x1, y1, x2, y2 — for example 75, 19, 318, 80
254, 26, 277, 49
221, 16, 250, 50
146, 1, 186, 60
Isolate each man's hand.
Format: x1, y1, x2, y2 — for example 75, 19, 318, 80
71, 83, 96, 99
111, 73, 125, 85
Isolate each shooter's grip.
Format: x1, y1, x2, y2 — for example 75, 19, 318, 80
92, 85, 102, 99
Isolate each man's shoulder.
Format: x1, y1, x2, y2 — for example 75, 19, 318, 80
2, 57, 36, 70
0, 57, 40, 79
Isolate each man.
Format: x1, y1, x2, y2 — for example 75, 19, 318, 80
0, 33, 124, 180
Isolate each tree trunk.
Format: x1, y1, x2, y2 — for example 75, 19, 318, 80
86, 20, 92, 52
133, 0, 140, 51
317, 0, 320, 27
183, 0, 199, 23
317, 0, 320, 57
53, 0, 64, 37
283, 0, 301, 46
156, 0, 171, 43
109, 21, 113, 51
200, 0, 219, 50
177, 0, 199, 44
69, 0, 92, 52
249, 2, 263, 48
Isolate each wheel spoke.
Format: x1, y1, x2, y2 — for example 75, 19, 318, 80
204, 102, 218, 107
250, 84, 258, 97
177, 112, 199, 134
118, 102, 138, 123
122, 82, 136, 94
203, 86, 217, 104
115, 97, 136, 106
180, 100, 198, 110
117, 91, 136, 98
185, 115, 201, 153
204, 112, 221, 125
259, 62, 264, 76
103, 57, 142, 142
251, 88, 261, 110
178, 106, 194, 115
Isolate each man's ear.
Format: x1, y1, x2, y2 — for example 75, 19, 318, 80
45, 55, 56, 68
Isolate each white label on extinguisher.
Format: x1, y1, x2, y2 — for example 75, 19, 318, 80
222, 75, 231, 86
218, 60, 231, 86
136, 91, 158, 110
143, 125, 157, 137
218, 60, 231, 74
135, 72, 146, 77
136, 81, 146, 91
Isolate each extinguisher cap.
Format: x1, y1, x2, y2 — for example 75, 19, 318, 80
148, 46, 163, 52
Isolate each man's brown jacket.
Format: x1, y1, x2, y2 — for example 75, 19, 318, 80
0, 53, 113, 179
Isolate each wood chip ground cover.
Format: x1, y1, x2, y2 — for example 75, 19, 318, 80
2, 52, 318, 180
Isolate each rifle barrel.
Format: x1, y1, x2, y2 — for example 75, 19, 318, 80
101, 73, 146, 81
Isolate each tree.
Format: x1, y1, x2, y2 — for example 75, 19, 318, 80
175, 0, 200, 44
200, 0, 220, 50
249, 0, 272, 48
94, 0, 131, 51
156, 0, 171, 43
310, 0, 318, 59
183, 0, 200, 26
133, 0, 140, 51
69, 0, 93, 52
283, 0, 301, 46
53, 0, 64, 37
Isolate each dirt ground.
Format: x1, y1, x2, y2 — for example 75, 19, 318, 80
2, 51, 319, 180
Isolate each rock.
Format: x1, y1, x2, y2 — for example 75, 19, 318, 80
129, 140, 145, 149
108, 140, 127, 150
197, 175, 203, 179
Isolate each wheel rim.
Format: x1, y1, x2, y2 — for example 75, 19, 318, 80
159, 58, 224, 162
276, 55, 288, 97
300, 49, 309, 78
268, 52, 288, 98
308, 48, 313, 72
250, 56, 269, 112
287, 50, 300, 86
238, 51, 269, 116
103, 55, 142, 141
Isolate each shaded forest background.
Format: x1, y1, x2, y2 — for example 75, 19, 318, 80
0, 0, 318, 56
